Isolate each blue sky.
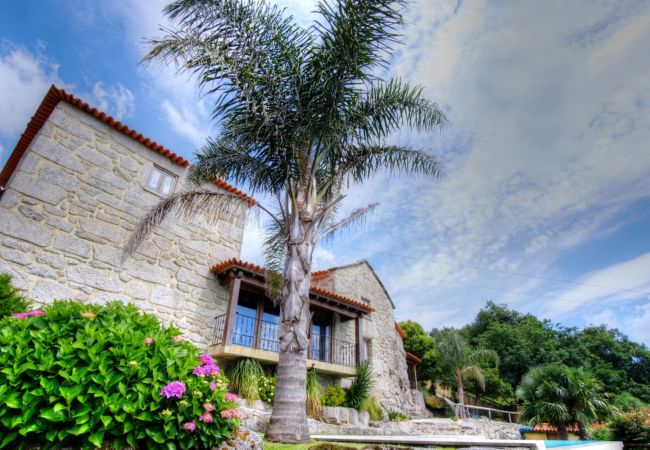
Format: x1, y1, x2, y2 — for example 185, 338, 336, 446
1, 1, 650, 343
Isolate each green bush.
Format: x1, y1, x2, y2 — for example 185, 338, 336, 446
227, 358, 265, 401
360, 396, 384, 421
0, 300, 239, 449
345, 361, 373, 410
387, 411, 408, 422
259, 374, 276, 404
322, 385, 347, 407
609, 411, 650, 444
588, 425, 612, 441
0, 273, 30, 318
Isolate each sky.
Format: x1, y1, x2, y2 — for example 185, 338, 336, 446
1, 1, 649, 344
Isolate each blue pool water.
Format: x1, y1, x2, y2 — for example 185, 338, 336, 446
545, 441, 600, 448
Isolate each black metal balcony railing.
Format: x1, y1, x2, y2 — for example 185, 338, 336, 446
212, 313, 356, 367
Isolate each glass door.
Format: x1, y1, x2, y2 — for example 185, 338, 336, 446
311, 310, 332, 363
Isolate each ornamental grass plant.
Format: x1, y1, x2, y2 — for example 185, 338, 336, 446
0, 300, 239, 449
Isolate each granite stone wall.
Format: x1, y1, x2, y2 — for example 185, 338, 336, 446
0, 102, 246, 347
314, 261, 427, 415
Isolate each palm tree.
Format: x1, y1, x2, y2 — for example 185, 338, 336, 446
436, 330, 499, 417
566, 367, 611, 440
516, 364, 611, 440
126, 0, 445, 443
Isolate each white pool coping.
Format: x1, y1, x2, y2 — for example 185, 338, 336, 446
311, 434, 624, 450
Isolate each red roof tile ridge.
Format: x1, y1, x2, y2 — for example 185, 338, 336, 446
0, 85, 255, 207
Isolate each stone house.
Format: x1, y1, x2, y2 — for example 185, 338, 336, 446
0, 85, 425, 414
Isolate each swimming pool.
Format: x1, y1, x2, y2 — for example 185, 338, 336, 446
545, 441, 611, 448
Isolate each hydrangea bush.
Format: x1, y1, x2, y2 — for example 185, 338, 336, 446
0, 301, 239, 449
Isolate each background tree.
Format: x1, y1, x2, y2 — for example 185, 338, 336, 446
130, 0, 445, 443
400, 320, 438, 385
435, 329, 498, 417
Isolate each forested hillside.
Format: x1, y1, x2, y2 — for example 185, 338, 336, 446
401, 301, 650, 409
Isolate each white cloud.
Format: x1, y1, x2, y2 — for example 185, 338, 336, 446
0, 45, 63, 138
328, 0, 650, 333
542, 252, 650, 317
160, 100, 211, 147
91, 82, 135, 120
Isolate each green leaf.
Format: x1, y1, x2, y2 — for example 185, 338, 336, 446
100, 415, 113, 427
0, 432, 18, 449
145, 428, 166, 443
45, 429, 58, 442
68, 423, 90, 436
88, 430, 104, 447
39, 407, 66, 422
18, 422, 41, 436
4, 392, 21, 409
52, 403, 66, 413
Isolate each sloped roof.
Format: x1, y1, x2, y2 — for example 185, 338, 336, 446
0, 85, 255, 206
210, 257, 375, 313
312, 259, 396, 309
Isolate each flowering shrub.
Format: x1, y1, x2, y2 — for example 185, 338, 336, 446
0, 300, 239, 449
258, 375, 276, 404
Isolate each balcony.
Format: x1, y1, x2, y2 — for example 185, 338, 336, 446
210, 313, 358, 376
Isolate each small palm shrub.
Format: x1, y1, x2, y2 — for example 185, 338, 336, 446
306, 368, 323, 418
322, 385, 347, 407
227, 358, 265, 401
388, 411, 409, 422
345, 361, 373, 410
259, 374, 276, 404
0, 300, 239, 449
360, 397, 384, 421
0, 273, 30, 318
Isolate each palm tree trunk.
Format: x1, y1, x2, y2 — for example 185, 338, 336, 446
456, 368, 466, 418
557, 423, 569, 441
578, 421, 588, 440
266, 199, 315, 443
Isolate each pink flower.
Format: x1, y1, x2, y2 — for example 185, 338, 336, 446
160, 381, 186, 399
173, 335, 183, 342
11, 310, 45, 320
224, 393, 238, 402
183, 421, 196, 432
199, 412, 214, 423
210, 383, 217, 391
202, 402, 214, 412
220, 409, 240, 419
145, 337, 154, 344
193, 364, 219, 377
199, 354, 215, 365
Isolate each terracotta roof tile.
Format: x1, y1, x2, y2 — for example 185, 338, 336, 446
0, 85, 255, 207
532, 423, 579, 433
395, 321, 406, 339
210, 258, 374, 313
406, 352, 422, 364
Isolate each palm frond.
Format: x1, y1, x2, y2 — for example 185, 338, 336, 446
124, 190, 248, 257
188, 136, 286, 194
146, 0, 310, 148
337, 144, 443, 187
461, 365, 486, 391
303, 0, 407, 143
320, 203, 378, 240
349, 78, 447, 141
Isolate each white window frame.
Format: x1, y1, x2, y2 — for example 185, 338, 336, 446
146, 165, 178, 196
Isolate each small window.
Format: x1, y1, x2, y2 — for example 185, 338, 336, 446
146, 166, 177, 195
